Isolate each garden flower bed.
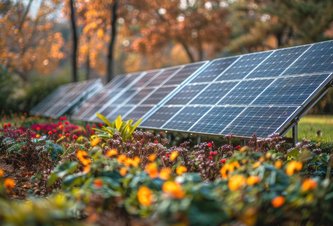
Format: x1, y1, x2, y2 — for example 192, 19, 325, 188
0, 115, 333, 226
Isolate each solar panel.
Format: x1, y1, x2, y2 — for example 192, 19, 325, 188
31, 79, 103, 118
87, 61, 208, 122
141, 41, 333, 138
71, 72, 144, 121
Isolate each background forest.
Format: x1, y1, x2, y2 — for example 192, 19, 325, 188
1, 0, 333, 114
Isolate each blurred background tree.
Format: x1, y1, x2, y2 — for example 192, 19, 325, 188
0, 0, 332, 113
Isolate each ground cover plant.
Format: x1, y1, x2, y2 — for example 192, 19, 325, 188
0, 114, 333, 226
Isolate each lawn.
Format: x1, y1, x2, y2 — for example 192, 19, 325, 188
287, 115, 333, 143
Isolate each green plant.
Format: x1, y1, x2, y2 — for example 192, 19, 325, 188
93, 113, 142, 141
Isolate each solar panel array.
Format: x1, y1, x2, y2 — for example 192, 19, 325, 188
141, 41, 333, 138
30, 79, 103, 118
31, 41, 333, 139
71, 62, 208, 122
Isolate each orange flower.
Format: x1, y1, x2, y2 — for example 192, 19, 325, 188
228, 175, 246, 191
145, 162, 159, 178
0, 168, 4, 177
90, 137, 101, 147
247, 176, 261, 186
162, 181, 185, 199
131, 156, 141, 168
271, 196, 285, 208
220, 161, 240, 179
176, 165, 187, 175
137, 186, 154, 207
148, 153, 157, 162
169, 151, 179, 161
94, 178, 103, 188
159, 168, 172, 180
117, 154, 127, 164
76, 150, 91, 166
83, 165, 91, 173
119, 167, 128, 176
36, 134, 41, 138
274, 160, 283, 169
301, 178, 317, 192
286, 161, 302, 176
4, 178, 15, 190
106, 149, 118, 157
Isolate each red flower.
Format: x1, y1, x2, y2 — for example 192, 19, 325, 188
65, 133, 70, 137
208, 156, 213, 160
72, 135, 78, 140
59, 116, 67, 121
220, 158, 227, 164
154, 139, 159, 144
48, 131, 53, 135
7, 123, 11, 128
98, 123, 103, 128
235, 145, 241, 150
65, 121, 69, 125
207, 142, 213, 148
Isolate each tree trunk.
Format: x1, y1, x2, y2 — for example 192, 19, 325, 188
69, 0, 78, 82
18, 0, 33, 32
179, 39, 195, 62
106, 0, 119, 83
86, 35, 91, 80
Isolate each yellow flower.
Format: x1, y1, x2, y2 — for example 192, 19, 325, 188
106, 149, 118, 157
169, 151, 179, 161
117, 154, 127, 164
301, 178, 317, 192
259, 157, 265, 162
176, 165, 187, 175
0, 168, 4, 177
228, 175, 246, 191
240, 146, 250, 152
220, 161, 240, 179
246, 176, 261, 186
271, 196, 285, 208
90, 137, 101, 147
148, 153, 157, 162
252, 161, 261, 169
132, 156, 141, 168
162, 181, 185, 199
119, 167, 128, 176
4, 178, 15, 190
286, 161, 302, 176
145, 162, 159, 178
137, 186, 154, 207
159, 168, 172, 180
76, 150, 91, 166
274, 160, 283, 169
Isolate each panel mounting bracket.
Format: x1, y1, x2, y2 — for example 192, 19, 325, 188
292, 117, 299, 146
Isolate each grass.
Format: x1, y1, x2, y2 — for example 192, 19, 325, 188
286, 115, 333, 143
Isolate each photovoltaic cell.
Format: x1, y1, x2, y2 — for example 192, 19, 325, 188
216, 52, 271, 81
164, 62, 206, 86
222, 106, 298, 137
140, 106, 182, 128
125, 88, 155, 105
246, 46, 309, 78
218, 79, 273, 105
141, 87, 176, 105
190, 107, 245, 134
163, 106, 211, 131
145, 68, 180, 87
253, 74, 331, 106
123, 106, 153, 121
283, 41, 333, 76
190, 57, 238, 83
190, 82, 237, 105
165, 84, 207, 105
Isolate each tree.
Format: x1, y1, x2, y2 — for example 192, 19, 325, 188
69, 0, 78, 82
122, 0, 231, 62
0, 0, 64, 82
106, 0, 119, 82
227, 0, 333, 53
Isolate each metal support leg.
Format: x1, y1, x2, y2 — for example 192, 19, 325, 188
197, 136, 201, 144
292, 123, 298, 146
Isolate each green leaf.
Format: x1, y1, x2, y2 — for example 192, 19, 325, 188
115, 115, 123, 131
96, 113, 113, 127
